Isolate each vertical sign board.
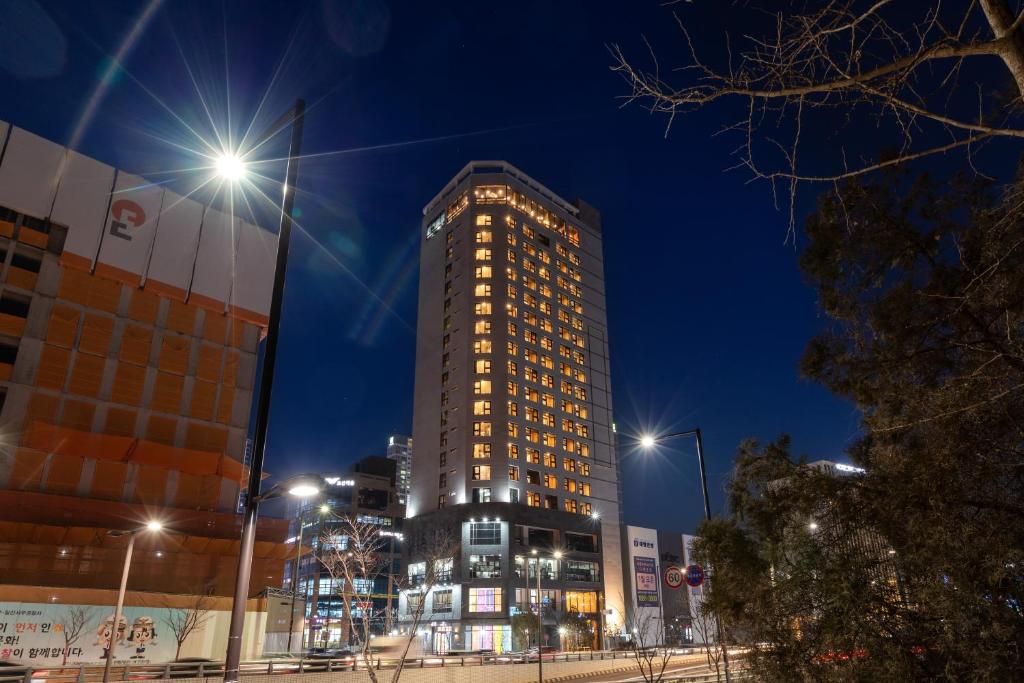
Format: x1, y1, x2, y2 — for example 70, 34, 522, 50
145, 189, 204, 300
229, 220, 277, 326
625, 525, 663, 640
49, 151, 117, 270
0, 126, 65, 220
95, 172, 164, 286
634, 557, 659, 606
189, 208, 238, 312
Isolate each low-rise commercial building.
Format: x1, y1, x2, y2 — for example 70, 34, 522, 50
399, 502, 605, 654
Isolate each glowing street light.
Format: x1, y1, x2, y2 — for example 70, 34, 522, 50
215, 153, 247, 181
145, 520, 163, 532
636, 428, 730, 681
287, 483, 320, 498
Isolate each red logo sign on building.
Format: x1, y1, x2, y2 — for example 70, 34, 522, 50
109, 199, 146, 241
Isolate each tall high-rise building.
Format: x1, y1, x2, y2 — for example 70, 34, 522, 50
386, 433, 413, 505
407, 162, 625, 644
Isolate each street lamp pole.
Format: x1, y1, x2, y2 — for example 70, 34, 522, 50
101, 533, 134, 683
536, 554, 543, 683
223, 99, 305, 683
102, 522, 162, 683
285, 505, 307, 654
641, 428, 730, 682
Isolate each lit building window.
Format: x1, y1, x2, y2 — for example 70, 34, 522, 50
472, 465, 491, 480
475, 248, 492, 261
468, 588, 502, 613
475, 266, 492, 278
474, 339, 492, 354
475, 320, 492, 334
565, 591, 598, 612
474, 380, 492, 395
473, 443, 492, 459
476, 214, 493, 226
527, 492, 541, 507
474, 301, 492, 315
508, 465, 520, 481
473, 422, 492, 437
473, 400, 492, 416
564, 499, 577, 513
475, 359, 491, 374
508, 444, 519, 459
475, 283, 491, 297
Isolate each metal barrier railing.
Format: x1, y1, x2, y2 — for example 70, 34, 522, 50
0, 648, 709, 682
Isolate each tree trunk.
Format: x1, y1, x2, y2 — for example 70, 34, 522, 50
980, 0, 1024, 97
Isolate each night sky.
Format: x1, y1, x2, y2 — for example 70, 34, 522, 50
0, 0, 862, 534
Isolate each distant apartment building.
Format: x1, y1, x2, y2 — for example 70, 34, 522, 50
404, 162, 625, 650
282, 456, 405, 649
386, 434, 413, 505
0, 123, 289, 664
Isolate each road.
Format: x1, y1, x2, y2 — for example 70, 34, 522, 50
572, 653, 719, 682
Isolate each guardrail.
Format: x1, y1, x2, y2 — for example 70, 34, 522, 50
0, 649, 709, 683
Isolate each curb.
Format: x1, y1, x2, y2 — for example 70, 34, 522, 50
544, 663, 639, 681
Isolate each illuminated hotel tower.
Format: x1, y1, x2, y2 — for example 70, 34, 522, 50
409, 161, 625, 636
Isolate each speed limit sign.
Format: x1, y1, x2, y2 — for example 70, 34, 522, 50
664, 565, 684, 589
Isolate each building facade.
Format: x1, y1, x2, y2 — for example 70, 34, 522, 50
386, 434, 413, 506
399, 502, 604, 654
0, 123, 291, 663
406, 161, 625, 647
284, 457, 405, 649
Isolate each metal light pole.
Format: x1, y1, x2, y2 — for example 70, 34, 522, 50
640, 428, 730, 681
101, 534, 133, 683
102, 522, 162, 683
222, 99, 305, 683
285, 502, 312, 654
535, 553, 543, 683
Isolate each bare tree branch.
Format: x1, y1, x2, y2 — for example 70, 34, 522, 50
611, 0, 1024, 233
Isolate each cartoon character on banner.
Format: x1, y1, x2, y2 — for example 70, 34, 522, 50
96, 614, 128, 660
128, 617, 157, 660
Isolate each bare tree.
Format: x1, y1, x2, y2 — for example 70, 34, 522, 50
390, 527, 459, 683
611, 0, 1024, 234
161, 593, 214, 660
318, 518, 389, 681
60, 606, 95, 665
626, 608, 672, 683
691, 597, 724, 682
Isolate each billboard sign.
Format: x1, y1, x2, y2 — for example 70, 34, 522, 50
634, 557, 659, 606
0, 602, 210, 666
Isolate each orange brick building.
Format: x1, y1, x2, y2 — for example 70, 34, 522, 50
0, 122, 292, 598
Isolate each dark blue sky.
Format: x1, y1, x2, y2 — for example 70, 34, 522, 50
1, 0, 862, 533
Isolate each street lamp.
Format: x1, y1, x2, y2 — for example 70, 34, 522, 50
101, 521, 165, 683
286, 499, 329, 653
221, 98, 307, 683
224, 472, 323, 677
638, 428, 730, 681
527, 548, 562, 683
638, 429, 712, 520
